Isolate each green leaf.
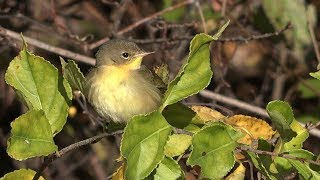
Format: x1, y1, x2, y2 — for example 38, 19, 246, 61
7, 110, 57, 161
162, 0, 185, 22
184, 124, 201, 134
0, 169, 45, 180
310, 70, 320, 80
297, 78, 320, 98
266, 100, 296, 142
120, 111, 172, 179
262, 0, 314, 61
154, 157, 183, 180
284, 120, 309, 150
246, 139, 281, 180
297, 114, 320, 124
60, 57, 86, 92
161, 21, 229, 109
187, 122, 242, 179
287, 149, 320, 180
5, 40, 72, 134
164, 134, 192, 157
162, 103, 195, 128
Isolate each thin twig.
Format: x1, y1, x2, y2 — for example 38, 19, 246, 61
0, 26, 95, 65
0, 22, 290, 66
131, 23, 292, 44
221, 0, 227, 18
219, 23, 292, 42
271, 44, 287, 100
32, 130, 123, 180
199, 90, 320, 138
88, 0, 194, 49
239, 145, 320, 166
308, 21, 320, 69
194, 0, 207, 33
111, 0, 132, 36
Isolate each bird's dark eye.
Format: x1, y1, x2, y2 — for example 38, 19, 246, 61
121, 52, 129, 59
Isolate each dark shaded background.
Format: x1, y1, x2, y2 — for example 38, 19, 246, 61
0, 0, 320, 179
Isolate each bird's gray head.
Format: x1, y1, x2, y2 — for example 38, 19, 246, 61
95, 39, 146, 66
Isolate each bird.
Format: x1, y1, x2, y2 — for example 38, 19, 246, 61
84, 39, 162, 123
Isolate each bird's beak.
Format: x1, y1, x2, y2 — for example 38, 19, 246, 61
134, 51, 154, 58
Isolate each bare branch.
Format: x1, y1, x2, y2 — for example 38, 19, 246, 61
0, 26, 95, 65
218, 23, 292, 42
308, 21, 320, 68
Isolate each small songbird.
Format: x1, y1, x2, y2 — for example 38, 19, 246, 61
85, 39, 162, 123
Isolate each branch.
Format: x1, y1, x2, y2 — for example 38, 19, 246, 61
88, 0, 194, 49
32, 130, 123, 180
239, 145, 320, 166
0, 26, 95, 65
199, 90, 320, 138
128, 23, 292, 44
218, 23, 292, 42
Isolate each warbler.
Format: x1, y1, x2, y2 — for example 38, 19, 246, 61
85, 39, 162, 123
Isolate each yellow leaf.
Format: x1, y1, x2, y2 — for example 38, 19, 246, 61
111, 164, 125, 180
191, 105, 225, 124
225, 163, 246, 180
225, 115, 275, 145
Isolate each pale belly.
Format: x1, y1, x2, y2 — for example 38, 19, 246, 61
85, 66, 161, 123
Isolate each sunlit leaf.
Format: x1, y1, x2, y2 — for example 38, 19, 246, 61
0, 169, 45, 180
120, 111, 172, 179
7, 110, 57, 161
284, 120, 309, 150
266, 100, 296, 142
161, 21, 229, 109
187, 122, 243, 179
184, 124, 201, 134
154, 157, 183, 180
310, 70, 320, 80
5, 40, 72, 134
164, 134, 192, 157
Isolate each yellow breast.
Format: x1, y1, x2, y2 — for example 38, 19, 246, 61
85, 65, 161, 123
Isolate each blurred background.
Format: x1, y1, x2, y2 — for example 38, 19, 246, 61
0, 0, 320, 179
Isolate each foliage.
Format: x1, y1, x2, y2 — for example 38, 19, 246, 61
2, 21, 320, 180
262, 0, 316, 61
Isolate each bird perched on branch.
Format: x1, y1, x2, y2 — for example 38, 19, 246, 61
85, 39, 163, 123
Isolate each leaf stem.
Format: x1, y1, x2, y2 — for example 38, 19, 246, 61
238, 145, 320, 166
